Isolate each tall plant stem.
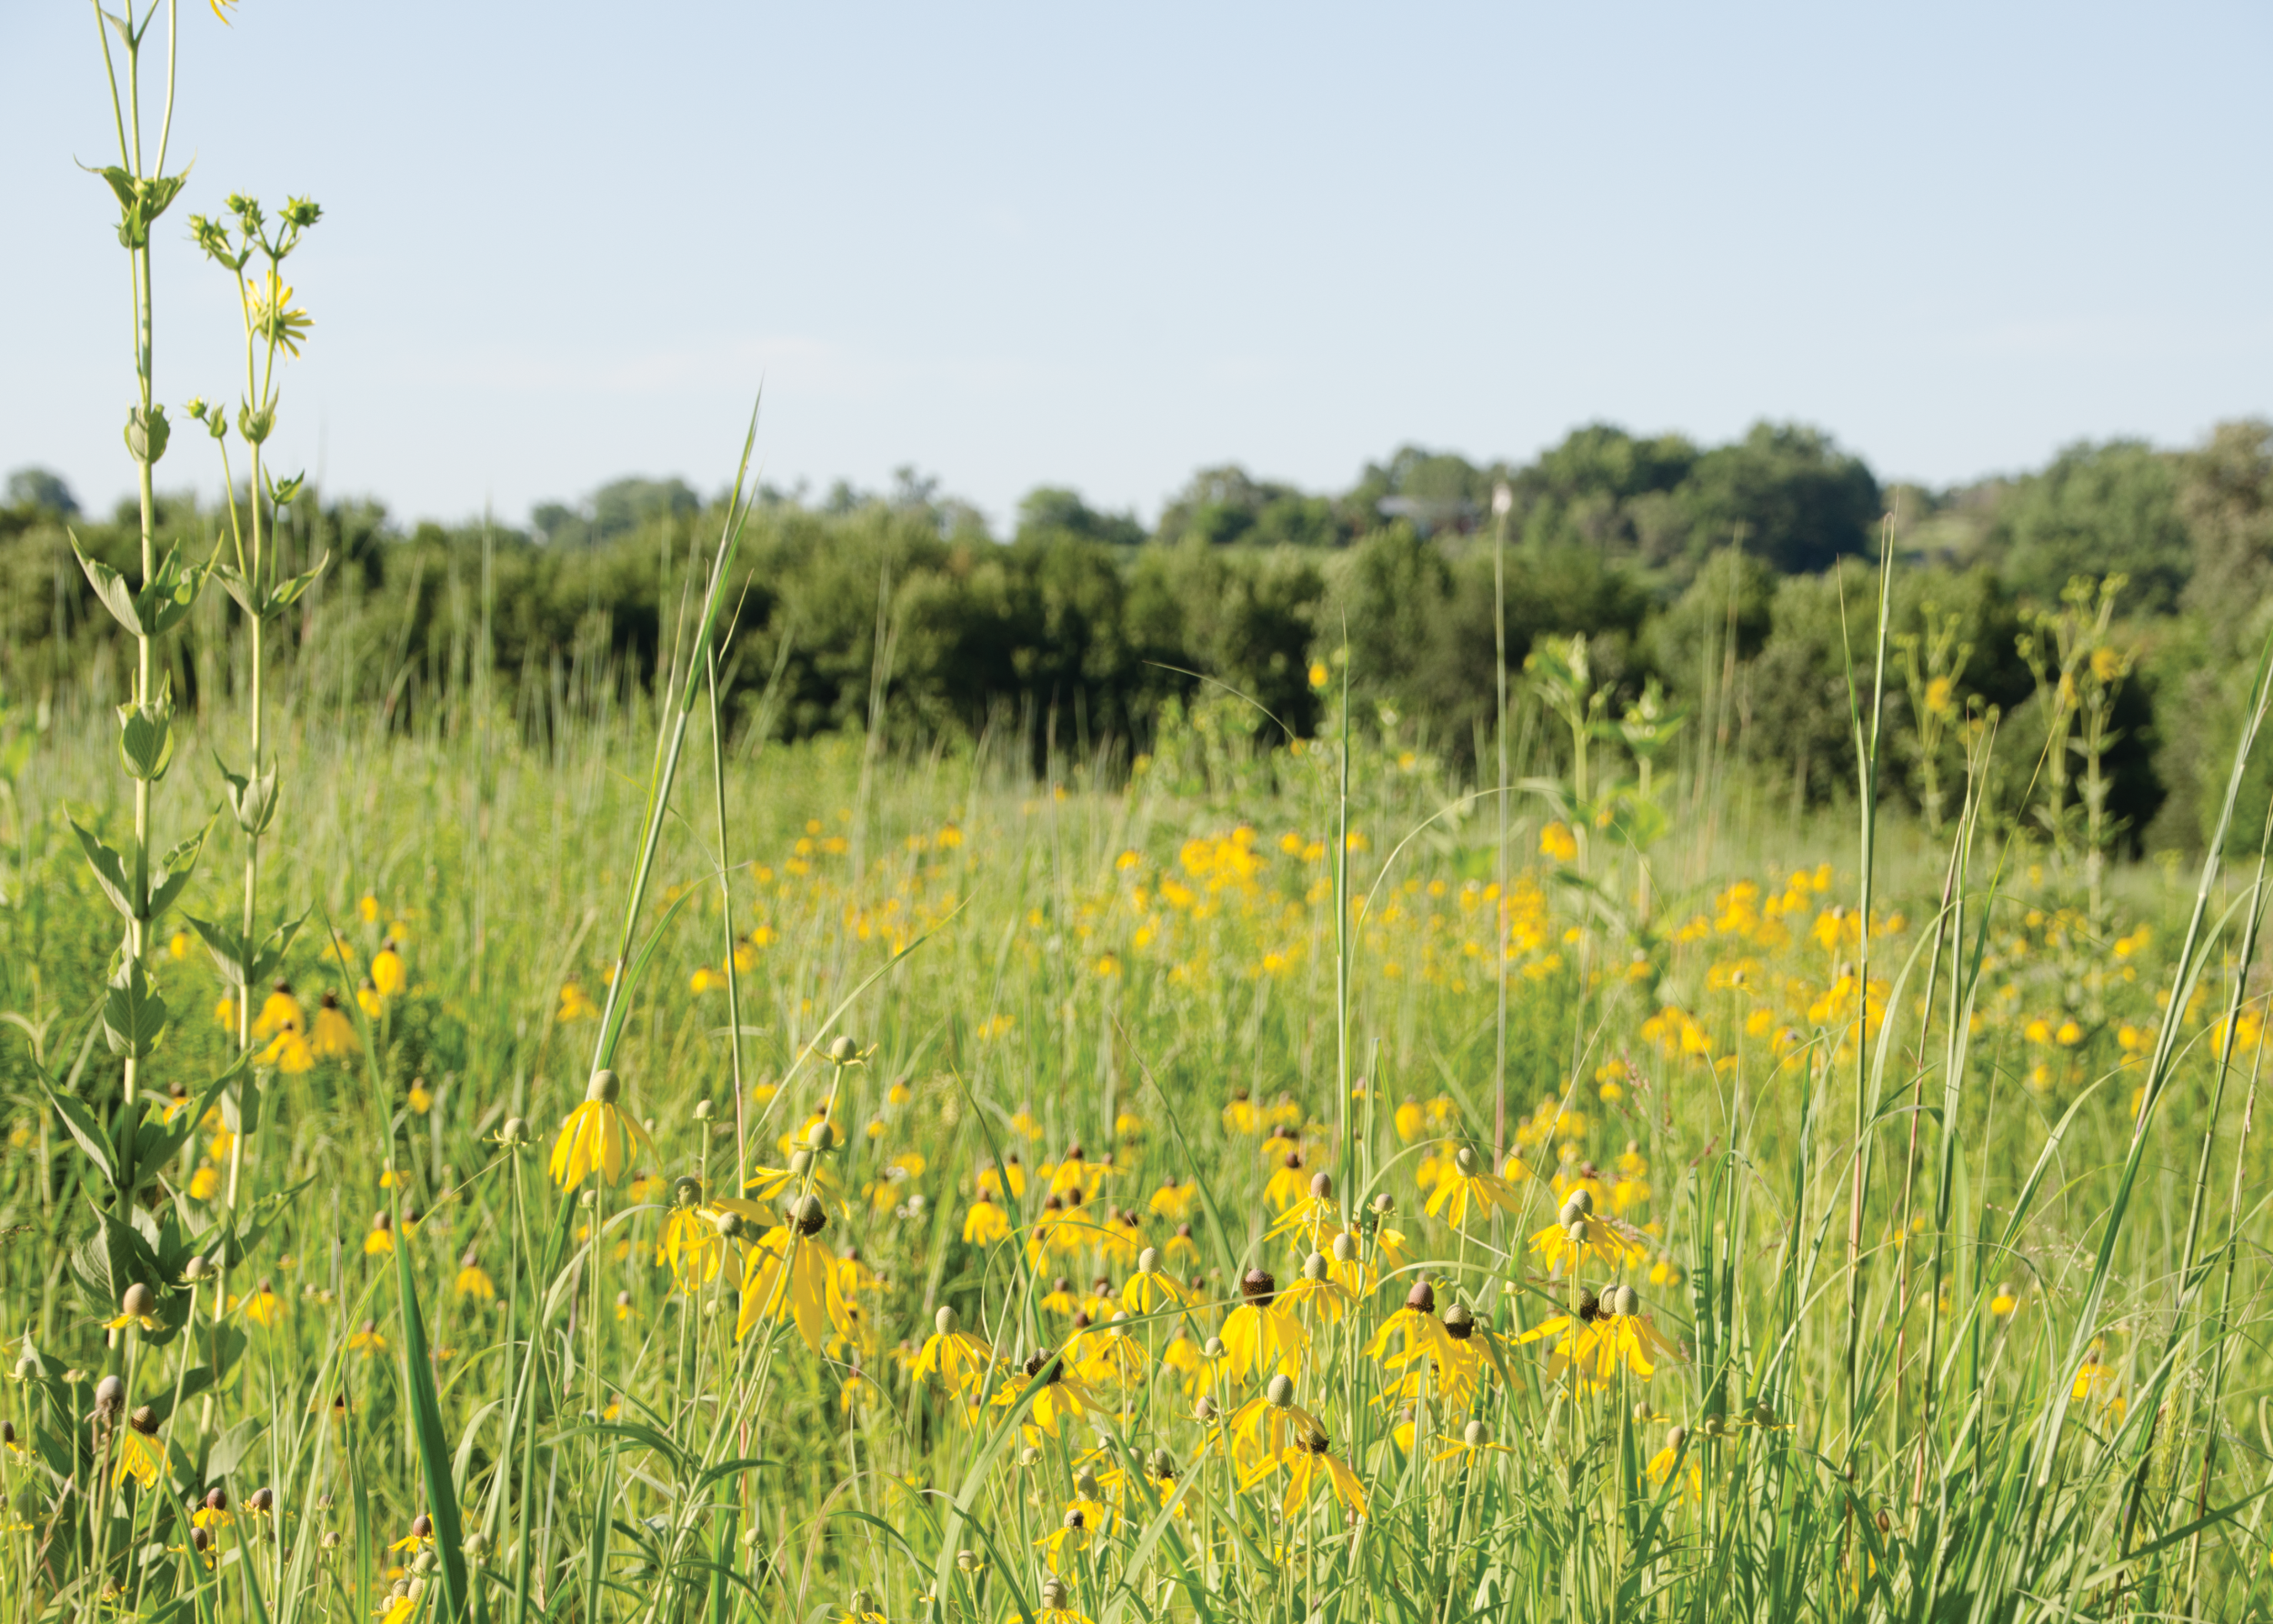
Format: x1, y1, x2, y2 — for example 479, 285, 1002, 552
1491, 500, 1510, 1161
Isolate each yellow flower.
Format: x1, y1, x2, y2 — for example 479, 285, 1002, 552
406, 1080, 434, 1114
1426, 1148, 1524, 1228
115, 1421, 165, 1489
261, 1027, 315, 1074
364, 1217, 396, 1257
1393, 1097, 1425, 1142
993, 1350, 1100, 1439
1517, 1286, 1685, 1391
454, 1257, 496, 1302
911, 1307, 996, 1396
357, 892, 380, 923
252, 981, 305, 1040
370, 940, 406, 997
690, 966, 726, 994
1540, 822, 1578, 864
962, 1197, 1011, 1246
311, 992, 357, 1060
557, 981, 600, 1021
357, 979, 386, 1019
1220, 1271, 1307, 1381
1255, 1434, 1367, 1520
736, 1202, 853, 1354
548, 1071, 654, 1188
1307, 660, 1329, 689
1645, 1429, 1703, 1502
1262, 1154, 1310, 1213
1924, 675, 1957, 718
346, 1319, 387, 1358
244, 268, 314, 356
1224, 1374, 1327, 1472
215, 994, 238, 1032
236, 1280, 284, 1328
1529, 1208, 1647, 1275
188, 1162, 221, 1201
1148, 1178, 1197, 1221
1121, 1250, 1194, 1315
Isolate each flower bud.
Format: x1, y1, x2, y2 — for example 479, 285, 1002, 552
121, 1283, 155, 1321
501, 1117, 530, 1146
1463, 1418, 1488, 1447
826, 1035, 858, 1063
1193, 1395, 1217, 1421
94, 1375, 125, 1417
1150, 1447, 1176, 1479
693, 1098, 714, 1121
806, 1120, 836, 1153
323, 1529, 343, 1549
1202, 1337, 1225, 1359
410, 1512, 431, 1538
1667, 1424, 1688, 1451
673, 1176, 703, 1208
1266, 1373, 1296, 1408
934, 1305, 960, 1337
250, 1486, 275, 1513
586, 1070, 620, 1105
1019, 1445, 1042, 1468
1565, 1219, 1588, 1245
956, 1549, 981, 1573
1301, 1252, 1328, 1282
182, 1256, 210, 1283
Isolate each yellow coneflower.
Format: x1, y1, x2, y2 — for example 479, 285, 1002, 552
962, 1194, 1011, 1246
357, 892, 380, 924
1434, 1417, 1517, 1469
911, 1305, 996, 1397
214, 994, 238, 1032
736, 1197, 851, 1354
261, 1023, 315, 1073
1517, 1285, 1684, 1390
689, 966, 726, 994
363, 1213, 396, 1257
454, 1251, 496, 1303
103, 1283, 164, 1335
310, 991, 357, 1060
406, 1079, 434, 1114
1266, 1170, 1340, 1253
993, 1348, 1101, 1440
1220, 1269, 1307, 1381
1148, 1178, 1197, 1221
355, 976, 386, 1019
1220, 1091, 1265, 1136
1363, 1279, 1457, 1371
2072, 1352, 2126, 1419
1039, 1276, 1079, 1318
1529, 1191, 1648, 1274
1252, 1430, 1367, 1519
188, 1162, 221, 1201
346, 1318, 387, 1358
976, 1157, 1028, 1198
235, 1278, 284, 1328
1070, 1314, 1148, 1387
1427, 1147, 1525, 1228
1036, 1507, 1092, 1573
1277, 1253, 1357, 1324
557, 981, 599, 1022
549, 1070, 653, 1189
1121, 1247, 1194, 1314
1393, 1096, 1426, 1142
1225, 1372, 1327, 1472
115, 1408, 165, 1489
1164, 1221, 1199, 1265
1645, 1424, 1703, 1502
252, 979, 304, 1040
370, 938, 406, 997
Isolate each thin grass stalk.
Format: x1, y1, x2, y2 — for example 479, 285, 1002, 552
1492, 492, 1510, 1162
705, 647, 748, 1191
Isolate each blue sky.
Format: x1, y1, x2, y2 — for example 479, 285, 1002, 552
4, 2, 2268, 531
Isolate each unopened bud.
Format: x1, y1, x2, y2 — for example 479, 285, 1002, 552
826, 1035, 858, 1064
1563, 1187, 1594, 1218
1463, 1418, 1488, 1447
121, 1283, 155, 1320
1454, 1146, 1480, 1175
806, 1120, 836, 1153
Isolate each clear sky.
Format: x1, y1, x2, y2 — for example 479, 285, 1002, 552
4, 2, 2268, 532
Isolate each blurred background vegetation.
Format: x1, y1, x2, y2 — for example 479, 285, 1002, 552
6, 415, 2270, 851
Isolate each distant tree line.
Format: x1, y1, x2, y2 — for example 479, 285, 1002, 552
5, 417, 2272, 847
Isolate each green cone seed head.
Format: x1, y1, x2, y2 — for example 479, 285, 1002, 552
826, 1035, 858, 1064
1566, 1219, 1588, 1244
586, 1070, 620, 1105
789, 1194, 827, 1236
806, 1120, 836, 1152
1610, 1284, 1640, 1318
1331, 1230, 1358, 1262
1667, 1424, 1688, 1450
1565, 1187, 1594, 1217
120, 1283, 154, 1319
1137, 1246, 1161, 1274
1266, 1372, 1296, 1408
1464, 1418, 1488, 1447
1074, 1465, 1100, 1499
1301, 1252, 1328, 1281
1308, 1169, 1332, 1198
673, 1176, 703, 1208
935, 1305, 960, 1337
1455, 1146, 1480, 1175
787, 1148, 816, 1177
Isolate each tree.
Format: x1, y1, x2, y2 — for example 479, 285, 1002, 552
1015, 487, 1146, 550
2177, 419, 2273, 647
1153, 466, 1345, 548
5, 466, 79, 516
1677, 422, 1881, 576
1991, 439, 2189, 614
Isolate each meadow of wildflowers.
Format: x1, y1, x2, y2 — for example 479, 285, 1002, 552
10, 5, 2273, 1622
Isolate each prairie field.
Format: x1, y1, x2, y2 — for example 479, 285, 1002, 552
12, 5, 2273, 1622
6, 614, 2273, 1622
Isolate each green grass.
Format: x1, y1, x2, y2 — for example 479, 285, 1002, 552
5, 627, 2273, 1621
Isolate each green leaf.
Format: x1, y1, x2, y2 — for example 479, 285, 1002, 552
102, 957, 168, 1059
185, 912, 250, 987
396, 1210, 471, 1622
70, 817, 136, 923
147, 817, 214, 923
30, 1064, 117, 1186
73, 539, 145, 637
267, 551, 330, 613
116, 698, 176, 782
